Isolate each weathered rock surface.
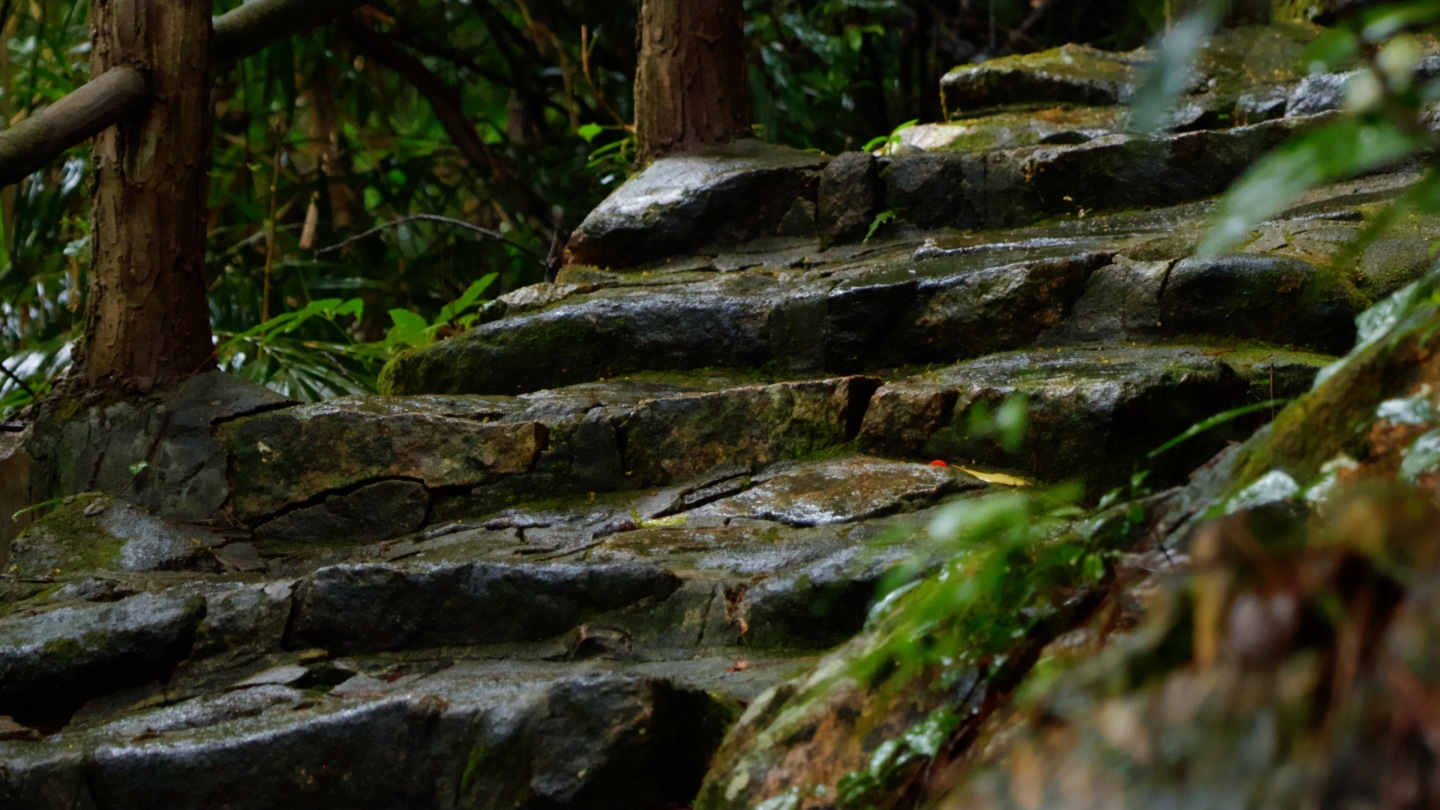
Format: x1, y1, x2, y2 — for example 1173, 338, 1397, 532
6, 22, 1440, 810
1, 661, 756, 810
392, 163, 1435, 400
24, 372, 292, 523
862, 343, 1327, 494
8, 493, 226, 578
941, 43, 1143, 114
0, 448, 997, 807
564, 139, 828, 268
1160, 254, 1362, 353
0, 592, 206, 726
221, 396, 547, 522
621, 377, 879, 485
288, 560, 682, 653
695, 272, 1440, 809
817, 151, 883, 244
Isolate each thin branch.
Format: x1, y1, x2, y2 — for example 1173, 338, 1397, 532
581, 25, 630, 130
314, 214, 547, 268
335, 14, 558, 240
0, 358, 36, 399
211, 0, 368, 69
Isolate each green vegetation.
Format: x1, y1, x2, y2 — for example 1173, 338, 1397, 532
1192, 3, 1440, 257
0, 1, 1175, 417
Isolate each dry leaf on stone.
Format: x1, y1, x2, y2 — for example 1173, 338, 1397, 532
957, 467, 1033, 487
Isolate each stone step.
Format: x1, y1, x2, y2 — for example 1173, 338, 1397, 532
13, 173, 1422, 561
215, 343, 1325, 534
0, 653, 796, 809
859, 342, 1332, 496
0, 455, 984, 802
4, 456, 984, 673
386, 170, 1418, 399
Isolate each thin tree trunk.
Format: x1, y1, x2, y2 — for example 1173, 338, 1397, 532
80, 0, 215, 395
633, 0, 749, 165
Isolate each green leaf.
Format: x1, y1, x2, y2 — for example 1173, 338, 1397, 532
436, 273, 498, 326
333, 298, 365, 320
1303, 28, 1360, 73
1148, 399, 1290, 458
577, 123, 605, 143
1360, 0, 1440, 42
11, 496, 65, 523
864, 209, 896, 243
386, 308, 431, 349
1198, 115, 1424, 257
279, 298, 348, 334
901, 709, 960, 759
997, 395, 1028, 453
862, 118, 919, 152
1376, 393, 1438, 425
217, 297, 349, 351
1400, 428, 1440, 482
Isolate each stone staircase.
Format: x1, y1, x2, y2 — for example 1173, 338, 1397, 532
4, 23, 1440, 809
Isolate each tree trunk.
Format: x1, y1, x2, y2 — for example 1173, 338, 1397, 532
80, 0, 215, 395
633, 0, 749, 165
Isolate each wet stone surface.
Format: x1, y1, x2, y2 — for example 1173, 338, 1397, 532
690, 456, 982, 527
0, 447, 988, 808
6, 28, 1440, 809
8, 493, 227, 579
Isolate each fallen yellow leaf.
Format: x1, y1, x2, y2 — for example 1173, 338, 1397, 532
957, 466, 1033, 487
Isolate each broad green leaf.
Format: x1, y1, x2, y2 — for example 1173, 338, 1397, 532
1376, 393, 1438, 425
996, 395, 1028, 452
1401, 428, 1440, 481
332, 298, 365, 319
1303, 28, 1360, 73
278, 298, 347, 334
1225, 469, 1300, 515
386, 308, 431, 349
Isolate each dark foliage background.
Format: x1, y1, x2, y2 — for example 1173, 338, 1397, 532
0, 0, 1166, 412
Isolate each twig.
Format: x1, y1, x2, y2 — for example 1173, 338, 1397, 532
315, 214, 547, 268
0, 358, 35, 399
262, 128, 287, 324
580, 25, 630, 130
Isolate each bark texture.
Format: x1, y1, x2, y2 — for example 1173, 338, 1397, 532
81, 0, 215, 394
0, 67, 148, 188
634, 0, 749, 165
